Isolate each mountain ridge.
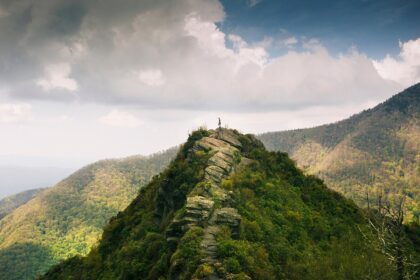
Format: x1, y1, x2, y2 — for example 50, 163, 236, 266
258, 83, 420, 222
41, 128, 410, 280
0, 189, 43, 220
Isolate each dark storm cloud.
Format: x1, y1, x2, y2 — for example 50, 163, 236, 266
0, 0, 222, 99
49, 3, 86, 36
0, 0, 86, 87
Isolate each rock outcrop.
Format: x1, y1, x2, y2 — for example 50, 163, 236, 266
166, 129, 249, 280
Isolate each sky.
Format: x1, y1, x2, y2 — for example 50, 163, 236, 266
0, 0, 419, 196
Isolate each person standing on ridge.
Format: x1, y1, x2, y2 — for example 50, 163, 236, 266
218, 117, 222, 138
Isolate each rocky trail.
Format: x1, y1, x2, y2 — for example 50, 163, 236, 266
166, 129, 248, 280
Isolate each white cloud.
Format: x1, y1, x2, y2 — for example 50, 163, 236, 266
184, 15, 267, 74
284, 36, 298, 48
228, 34, 268, 68
137, 69, 165, 86
1, 0, 418, 168
0, 103, 31, 123
36, 63, 78, 92
372, 38, 420, 87
248, 0, 262, 7
184, 15, 234, 59
0, 0, 411, 112
99, 110, 143, 128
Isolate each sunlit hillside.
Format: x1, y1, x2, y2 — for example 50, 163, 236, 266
0, 148, 177, 280
259, 84, 420, 222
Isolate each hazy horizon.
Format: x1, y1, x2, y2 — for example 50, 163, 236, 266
0, 0, 419, 197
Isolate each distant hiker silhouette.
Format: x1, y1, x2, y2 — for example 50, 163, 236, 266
217, 117, 222, 138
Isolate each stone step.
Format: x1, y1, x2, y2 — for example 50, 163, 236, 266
216, 129, 242, 148
185, 209, 210, 219
208, 154, 233, 173
201, 241, 217, 246
186, 196, 215, 210
208, 274, 221, 280
201, 257, 218, 263
204, 246, 217, 252
205, 168, 226, 183
202, 237, 216, 243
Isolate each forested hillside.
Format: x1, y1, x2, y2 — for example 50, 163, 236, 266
258, 84, 420, 222
0, 189, 42, 220
41, 128, 418, 280
0, 148, 177, 280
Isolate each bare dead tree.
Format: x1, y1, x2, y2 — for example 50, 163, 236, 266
364, 187, 419, 280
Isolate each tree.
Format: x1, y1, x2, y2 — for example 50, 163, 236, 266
364, 187, 419, 280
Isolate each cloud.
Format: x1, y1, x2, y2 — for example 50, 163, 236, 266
0, 0, 409, 112
99, 110, 143, 128
247, 0, 262, 8
137, 69, 165, 87
0, 103, 31, 123
283, 36, 298, 48
372, 38, 420, 87
185, 15, 234, 59
36, 63, 78, 92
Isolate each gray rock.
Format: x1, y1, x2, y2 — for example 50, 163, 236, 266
187, 196, 215, 211
216, 129, 242, 149
205, 165, 226, 183
197, 137, 232, 151
215, 208, 241, 227
208, 151, 235, 172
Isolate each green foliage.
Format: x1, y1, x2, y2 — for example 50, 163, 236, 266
210, 145, 397, 279
0, 243, 55, 280
303, 235, 397, 280
42, 130, 210, 280
217, 240, 275, 279
170, 227, 204, 280
258, 84, 420, 222
0, 148, 177, 279
39, 128, 419, 280
0, 189, 42, 220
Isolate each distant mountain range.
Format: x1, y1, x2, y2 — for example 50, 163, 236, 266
0, 166, 74, 198
258, 83, 420, 222
0, 148, 177, 280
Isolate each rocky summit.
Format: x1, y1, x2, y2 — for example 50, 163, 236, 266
40, 128, 418, 280
166, 129, 246, 279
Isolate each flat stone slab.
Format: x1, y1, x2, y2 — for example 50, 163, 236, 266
197, 137, 232, 151
214, 208, 241, 226
186, 196, 215, 211
217, 129, 242, 149
208, 156, 232, 173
